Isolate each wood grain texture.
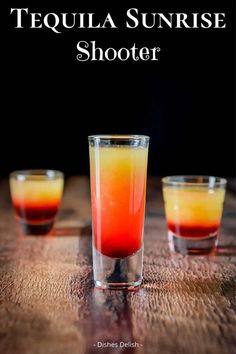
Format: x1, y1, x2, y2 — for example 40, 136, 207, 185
0, 177, 235, 354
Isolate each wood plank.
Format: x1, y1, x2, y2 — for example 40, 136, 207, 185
0, 177, 235, 354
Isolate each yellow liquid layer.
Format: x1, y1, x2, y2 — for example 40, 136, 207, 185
163, 187, 225, 226
90, 146, 148, 175
10, 178, 64, 204
89, 146, 148, 204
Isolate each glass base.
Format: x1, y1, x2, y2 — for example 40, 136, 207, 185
168, 231, 217, 255
19, 220, 54, 235
93, 246, 143, 290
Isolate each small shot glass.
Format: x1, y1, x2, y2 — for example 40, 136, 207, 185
162, 176, 227, 255
10, 170, 64, 235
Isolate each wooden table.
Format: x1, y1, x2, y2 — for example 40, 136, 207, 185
0, 177, 236, 354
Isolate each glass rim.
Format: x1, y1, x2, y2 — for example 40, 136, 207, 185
162, 175, 227, 187
88, 134, 150, 142
10, 169, 64, 181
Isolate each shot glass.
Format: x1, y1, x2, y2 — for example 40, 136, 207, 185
162, 176, 227, 255
10, 170, 64, 235
89, 135, 149, 290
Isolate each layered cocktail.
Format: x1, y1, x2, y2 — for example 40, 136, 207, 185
89, 135, 149, 289
162, 176, 226, 254
10, 170, 64, 235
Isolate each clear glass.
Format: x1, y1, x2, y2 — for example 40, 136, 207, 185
162, 176, 227, 255
89, 135, 149, 290
10, 170, 64, 235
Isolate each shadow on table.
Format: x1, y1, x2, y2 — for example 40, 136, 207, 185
52, 208, 92, 237
216, 245, 236, 256
52, 222, 92, 237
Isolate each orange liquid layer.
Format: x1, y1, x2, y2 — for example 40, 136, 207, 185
90, 146, 148, 258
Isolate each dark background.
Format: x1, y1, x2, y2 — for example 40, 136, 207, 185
3, 0, 235, 177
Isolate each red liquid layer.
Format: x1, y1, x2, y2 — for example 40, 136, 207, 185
168, 222, 219, 238
13, 202, 59, 223
94, 212, 144, 258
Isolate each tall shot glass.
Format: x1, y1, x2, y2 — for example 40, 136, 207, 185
162, 176, 227, 255
89, 135, 149, 290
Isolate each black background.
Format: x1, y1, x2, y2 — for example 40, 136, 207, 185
3, 0, 235, 177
